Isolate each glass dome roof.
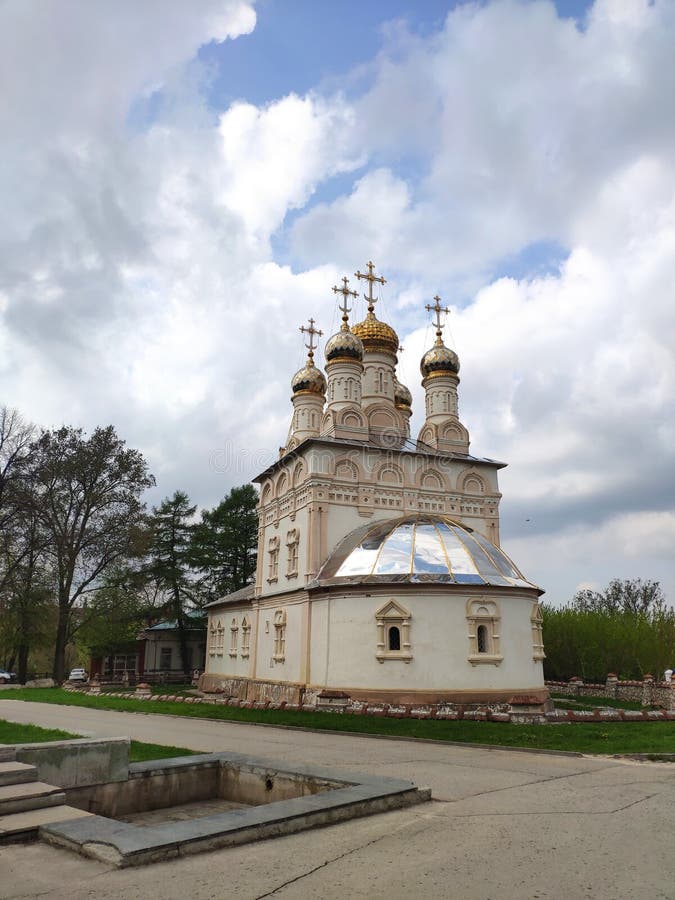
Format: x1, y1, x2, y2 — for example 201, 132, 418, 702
316, 516, 539, 590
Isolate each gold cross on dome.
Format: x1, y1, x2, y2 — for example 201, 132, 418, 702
425, 295, 450, 343
355, 260, 386, 313
332, 276, 358, 329
299, 318, 323, 361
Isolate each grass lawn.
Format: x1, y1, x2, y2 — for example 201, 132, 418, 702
549, 693, 648, 712
0, 717, 196, 762
0, 719, 78, 744
1, 687, 673, 756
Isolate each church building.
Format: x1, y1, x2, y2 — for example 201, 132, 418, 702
201, 262, 548, 709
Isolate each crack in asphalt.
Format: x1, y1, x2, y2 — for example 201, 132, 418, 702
419, 790, 663, 819
248, 783, 664, 899
252, 813, 431, 899
253, 831, 397, 899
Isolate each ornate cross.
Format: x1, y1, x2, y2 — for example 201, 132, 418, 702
425, 295, 450, 343
355, 260, 386, 314
299, 317, 323, 362
332, 276, 358, 330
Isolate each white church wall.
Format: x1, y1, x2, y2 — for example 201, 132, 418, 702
258, 505, 311, 599
308, 590, 543, 694
253, 595, 306, 684
205, 605, 254, 678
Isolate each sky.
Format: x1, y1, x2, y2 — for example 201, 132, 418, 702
1, 0, 674, 604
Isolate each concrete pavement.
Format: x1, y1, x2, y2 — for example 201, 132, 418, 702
0, 700, 673, 899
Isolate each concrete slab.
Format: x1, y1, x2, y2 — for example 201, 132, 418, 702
0, 805, 92, 839
0, 700, 672, 898
0, 761, 37, 787
0, 781, 65, 815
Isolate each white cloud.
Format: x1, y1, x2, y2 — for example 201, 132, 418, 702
218, 95, 362, 240
291, 168, 412, 269
292, 0, 675, 280
1, 0, 674, 605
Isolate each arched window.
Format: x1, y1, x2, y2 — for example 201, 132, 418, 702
286, 528, 300, 578
466, 599, 502, 665
273, 609, 286, 662
375, 600, 412, 663
268, 536, 279, 582
241, 617, 251, 658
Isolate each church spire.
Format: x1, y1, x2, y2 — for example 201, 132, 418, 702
321, 275, 367, 440
333, 276, 358, 332
286, 317, 326, 453
418, 294, 468, 454
425, 295, 450, 347
420, 294, 459, 379
351, 259, 399, 358
299, 317, 323, 365
355, 260, 386, 316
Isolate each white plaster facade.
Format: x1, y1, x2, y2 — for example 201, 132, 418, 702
202, 266, 548, 708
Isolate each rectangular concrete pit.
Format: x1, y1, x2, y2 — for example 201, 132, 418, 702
66, 756, 341, 819
14, 738, 129, 789
41, 751, 430, 867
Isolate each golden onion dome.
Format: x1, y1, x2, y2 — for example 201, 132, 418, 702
291, 359, 327, 396
325, 327, 363, 364
420, 341, 460, 379
394, 378, 412, 409
351, 312, 399, 357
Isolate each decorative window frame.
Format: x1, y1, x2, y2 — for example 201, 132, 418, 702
286, 528, 300, 578
208, 622, 217, 657
215, 619, 224, 656
267, 535, 279, 583
466, 598, 502, 665
375, 600, 412, 663
273, 609, 286, 662
229, 618, 238, 657
241, 616, 251, 659
531, 602, 546, 661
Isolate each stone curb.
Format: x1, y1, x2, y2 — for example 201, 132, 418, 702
65, 687, 675, 725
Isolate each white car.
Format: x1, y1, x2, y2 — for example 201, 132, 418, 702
68, 668, 88, 683
0, 669, 16, 684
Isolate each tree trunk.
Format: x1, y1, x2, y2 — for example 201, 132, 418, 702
17, 644, 29, 684
177, 614, 190, 676
52, 600, 70, 683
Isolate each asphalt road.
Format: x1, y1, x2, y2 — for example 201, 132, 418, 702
0, 699, 673, 900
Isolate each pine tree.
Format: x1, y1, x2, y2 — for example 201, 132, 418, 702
190, 484, 258, 604
147, 491, 197, 675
